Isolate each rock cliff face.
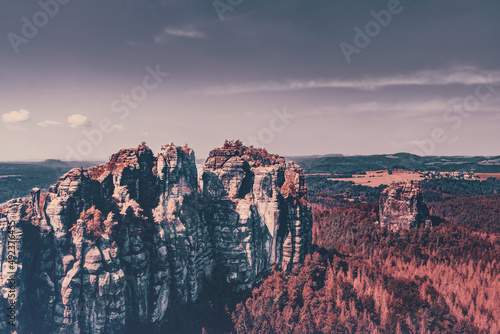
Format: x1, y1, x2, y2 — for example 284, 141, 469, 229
202, 145, 312, 287
0, 142, 312, 333
379, 180, 430, 230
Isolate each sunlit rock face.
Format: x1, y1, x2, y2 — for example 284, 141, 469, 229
202, 143, 312, 288
0, 142, 311, 333
379, 180, 430, 231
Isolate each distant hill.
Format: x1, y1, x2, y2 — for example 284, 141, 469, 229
288, 153, 500, 175
0, 160, 103, 204
285, 153, 344, 160
41, 159, 70, 167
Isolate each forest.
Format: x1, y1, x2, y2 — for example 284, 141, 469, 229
304, 175, 500, 206
157, 177, 500, 334
230, 199, 500, 333
289, 153, 500, 175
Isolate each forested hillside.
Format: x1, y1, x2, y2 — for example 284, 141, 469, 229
232, 202, 500, 333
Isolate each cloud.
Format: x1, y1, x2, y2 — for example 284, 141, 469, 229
318, 99, 458, 116
126, 40, 149, 48
163, 28, 204, 39
155, 27, 205, 44
2, 109, 30, 123
312, 96, 500, 120
37, 120, 61, 127
197, 67, 500, 96
68, 114, 91, 128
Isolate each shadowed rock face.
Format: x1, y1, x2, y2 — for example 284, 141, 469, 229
0, 143, 312, 333
379, 180, 430, 231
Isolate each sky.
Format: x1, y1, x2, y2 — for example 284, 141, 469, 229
0, 0, 499, 161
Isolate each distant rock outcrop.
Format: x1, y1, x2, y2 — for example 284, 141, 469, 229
379, 180, 430, 230
0, 142, 312, 333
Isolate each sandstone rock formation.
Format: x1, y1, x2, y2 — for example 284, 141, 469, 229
0, 142, 312, 333
202, 143, 312, 287
379, 180, 430, 230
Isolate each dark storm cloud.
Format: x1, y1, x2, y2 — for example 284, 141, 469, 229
2, 0, 499, 82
